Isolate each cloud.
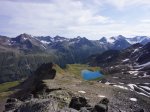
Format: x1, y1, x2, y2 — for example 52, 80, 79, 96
140, 19, 150, 23
0, 0, 150, 39
104, 0, 150, 10
0, 0, 54, 3
0, 0, 113, 38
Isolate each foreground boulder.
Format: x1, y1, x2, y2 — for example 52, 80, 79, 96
93, 98, 109, 112
69, 97, 90, 110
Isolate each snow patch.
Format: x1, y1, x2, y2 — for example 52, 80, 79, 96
122, 59, 129, 62
132, 48, 139, 54
134, 73, 138, 76
128, 71, 139, 74
110, 66, 113, 68
41, 40, 51, 44
127, 84, 136, 90
140, 86, 150, 91
135, 62, 150, 68
130, 98, 137, 102
119, 82, 124, 84
78, 91, 86, 94
98, 95, 105, 98
144, 83, 150, 85
112, 77, 119, 79
105, 82, 112, 85
128, 83, 150, 97
138, 92, 150, 97
113, 85, 128, 90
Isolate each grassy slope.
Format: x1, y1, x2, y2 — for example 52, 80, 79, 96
53, 64, 101, 79
65, 64, 100, 79
0, 81, 20, 99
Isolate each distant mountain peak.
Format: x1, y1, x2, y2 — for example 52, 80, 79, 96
99, 37, 107, 43
16, 33, 32, 41
126, 36, 150, 44
53, 35, 68, 42
54, 35, 65, 39
18, 33, 32, 37
112, 35, 126, 41
117, 35, 125, 38
77, 36, 82, 38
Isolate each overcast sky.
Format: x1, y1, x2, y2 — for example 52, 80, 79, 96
0, 0, 150, 39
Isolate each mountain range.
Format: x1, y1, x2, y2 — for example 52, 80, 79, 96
0, 33, 150, 83
1, 33, 150, 52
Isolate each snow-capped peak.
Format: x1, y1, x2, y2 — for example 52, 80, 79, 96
100, 35, 150, 45
99, 37, 107, 43
107, 37, 116, 43
126, 36, 150, 44
99, 35, 126, 44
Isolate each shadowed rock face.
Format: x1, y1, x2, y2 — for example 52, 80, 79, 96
34, 63, 56, 80
11, 62, 56, 100
32, 63, 57, 95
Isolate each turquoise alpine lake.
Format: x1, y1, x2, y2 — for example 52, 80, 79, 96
81, 70, 103, 80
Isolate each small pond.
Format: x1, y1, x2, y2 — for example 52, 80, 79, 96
81, 70, 103, 80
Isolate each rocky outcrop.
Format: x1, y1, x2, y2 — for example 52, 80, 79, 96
5, 97, 109, 112
13, 63, 56, 98
93, 98, 109, 112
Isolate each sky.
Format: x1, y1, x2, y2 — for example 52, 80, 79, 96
0, 0, 150, 39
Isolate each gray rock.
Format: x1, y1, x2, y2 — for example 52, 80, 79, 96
80, 107, 90, 112
5, 103, 17, 111
6, 98, 18, 103
14, 99, 59, 112
93, 98, 109, 112
99, 98, 109, 105
5, 102, 22, 112
69, 97, 90, 110
59, 108, 79, 112
93, 104, 107, 112
134, 109, 144, 112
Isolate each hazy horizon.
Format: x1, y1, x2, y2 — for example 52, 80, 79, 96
0, 0, 150, 39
